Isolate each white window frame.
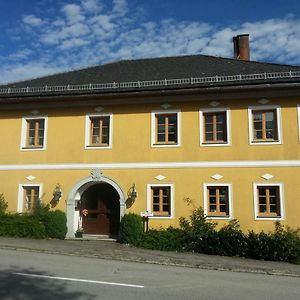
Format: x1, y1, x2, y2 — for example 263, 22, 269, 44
151, 109, 181, 148
297, 105, 300, 144
248, 105, 282, 145
203, 183, 233, 220
147, 183, 175, 219
17, 183, 43, 213
253, 182, 285, 221
20, 116, 48, 151
199, 107, 231, 147
85, 113, 113, 149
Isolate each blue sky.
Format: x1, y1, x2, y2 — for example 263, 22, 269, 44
0, 0, 300, 84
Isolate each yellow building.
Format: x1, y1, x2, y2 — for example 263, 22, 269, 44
0, 35, 299, 238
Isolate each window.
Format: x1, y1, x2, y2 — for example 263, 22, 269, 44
199, 108, 231, 146
21, 116, 47, 150
147, 184, 174, 218
85, 113, 112, 149
17, 184, 42, 213
253, 183, 284, 220
203, 184, 232, 219
248, 105, 282, 145
151, 110, 181, 147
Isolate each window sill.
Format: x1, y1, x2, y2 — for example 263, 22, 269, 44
250, 140, 281, 145
149, 215, 174, 219
206, 215, 232, 220
21, 146, 45, 151
85, 145, 112, 149
255, 216, 283, 221
152, 143, 180, 148
200, 142, 230, 147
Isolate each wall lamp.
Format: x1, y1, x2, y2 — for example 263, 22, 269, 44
129, 183, 137, 200
53, 184, 62, 202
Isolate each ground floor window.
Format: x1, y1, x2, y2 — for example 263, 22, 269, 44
18, 184, 41, 213
147, 184, 174, 218
203, 183, 232, 219
254, 184, 283, 219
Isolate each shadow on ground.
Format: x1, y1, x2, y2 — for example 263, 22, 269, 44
0, 267, 95, 300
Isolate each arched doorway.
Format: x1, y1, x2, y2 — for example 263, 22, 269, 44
80, 183, 120, 235
66, 171, 126, 238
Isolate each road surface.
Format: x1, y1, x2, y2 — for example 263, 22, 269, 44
0, 249, 299, 300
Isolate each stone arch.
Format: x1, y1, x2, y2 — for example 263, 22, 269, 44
66, 172, 126, 238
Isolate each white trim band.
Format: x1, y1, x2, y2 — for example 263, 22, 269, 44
0, 160, 300, 171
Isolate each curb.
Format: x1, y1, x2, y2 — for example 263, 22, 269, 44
0, 244, 299, 278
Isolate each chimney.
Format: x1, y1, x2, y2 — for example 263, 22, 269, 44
233, 34, 250, 61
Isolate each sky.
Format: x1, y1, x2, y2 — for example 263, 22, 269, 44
0, 0, 300, 84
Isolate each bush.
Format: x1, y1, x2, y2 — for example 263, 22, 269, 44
119, 213, 143, 245
0, 194, 8, 214
139, 227, 187, 251
41, 210, 67, 240
179, 207, 218, 254
216, 220, 247, 257
0, 214, 47, 239
129, 207, 300, 263
246, 222, 300, 263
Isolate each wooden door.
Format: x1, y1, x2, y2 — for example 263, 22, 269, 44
82, 196, 119, 236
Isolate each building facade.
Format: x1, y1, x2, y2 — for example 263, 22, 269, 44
0, 35, 300, 238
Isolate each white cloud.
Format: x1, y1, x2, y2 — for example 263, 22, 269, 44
22, 15, 43, 26
112, 0, 128, 17
62, 4, 85, 24
81, 0, 103, 13
58, 38, 90, 50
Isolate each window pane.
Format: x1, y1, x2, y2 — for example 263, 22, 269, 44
265, 112, 274, 122
253, 112, 262, 121
216, 114, 225, 123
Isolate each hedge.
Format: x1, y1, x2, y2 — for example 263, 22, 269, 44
0, 214, 47, 239
120, 208, 300, 263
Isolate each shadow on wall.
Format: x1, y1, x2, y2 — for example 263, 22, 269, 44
0, 268, 95, 300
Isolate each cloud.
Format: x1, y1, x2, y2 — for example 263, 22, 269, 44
62, 4, 85, 24
1, 0, 300, 84
81, 0, 103, 13
22, 15, 43, 26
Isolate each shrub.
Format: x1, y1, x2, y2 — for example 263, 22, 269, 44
0, 214, 47, 239
41, 210, 67, 240
139, 227, 187, 251
246, 222, 300, 263
119, 213, 143, 245
0, 194, 8, 214
216, 220, 247, 257
179, 207, 218, 254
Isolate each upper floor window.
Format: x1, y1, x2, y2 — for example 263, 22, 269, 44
253, 183, 284, 220
17, 184, 42, 213
151, 110, 181, 147
199, 108, 231, 146
21, 116, 47, 151
85, 113, 112, 149
203, 183, 232, 219
152, 110, 180, 147
147, 184, 174, 218
248, 105, 282, 145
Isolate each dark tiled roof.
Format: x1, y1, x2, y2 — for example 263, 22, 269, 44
1, 54, 300, 97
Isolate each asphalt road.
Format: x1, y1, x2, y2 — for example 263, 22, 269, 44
0, 249, 299, 300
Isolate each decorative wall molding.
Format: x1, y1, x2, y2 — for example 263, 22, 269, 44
211, 174, 223, 180
261, 173, 274, 180
155, 175, 166, 181
0, 160, 300, 171
208, 101, 220, 107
